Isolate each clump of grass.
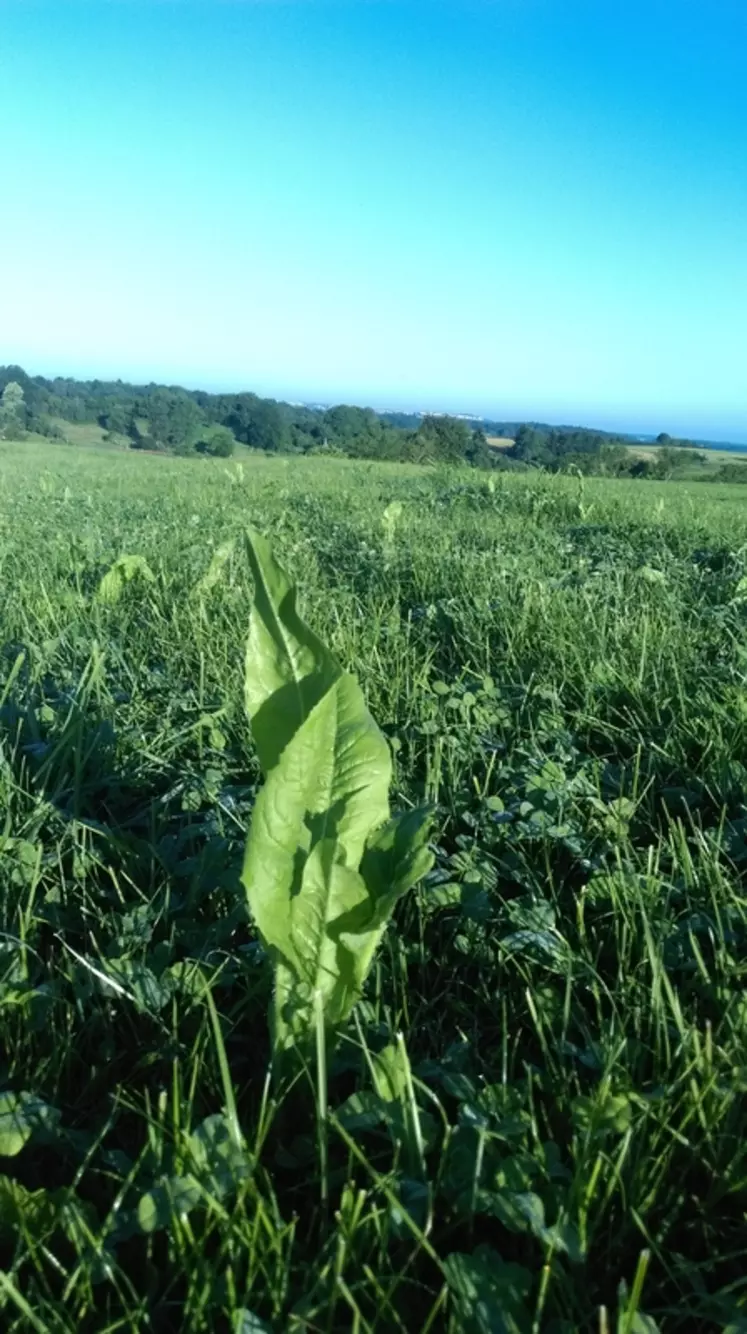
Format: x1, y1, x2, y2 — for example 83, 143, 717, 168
0, 440, 745, 1330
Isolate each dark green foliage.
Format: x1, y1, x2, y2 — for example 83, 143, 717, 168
197, 425, 236, 457
416, 413, 473, 462
141, 387, 204, 451
35, 417, 66, 440
319, 404, 413, 460
509, 425, 710, 479
512, 423, 629, 466
222, 396, 289, 451
712, 461, 747, 483
465, 426, 493, 468
98, 402, 131, 436
1, 366, 744, 482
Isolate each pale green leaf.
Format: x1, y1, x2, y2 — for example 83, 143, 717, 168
234, 1311, 272, 1334
241, 530, 433, 1057
97, 554, 155, 605
244, 529, 342, 773
193, 539, 235, 598
188, 1113, 253, 1197
371, 1040, 410, 1104
444, 1245, 532, 1334
0, 1092, 59, 1157
137, 1175, 201, 1234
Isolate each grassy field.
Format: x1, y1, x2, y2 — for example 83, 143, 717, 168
16, 423, 130, 451
1, 440, 747, 1332
623, 443, 747, 480
51, 420, 134, 450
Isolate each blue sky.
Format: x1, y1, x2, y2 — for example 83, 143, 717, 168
1, 0, 746, 439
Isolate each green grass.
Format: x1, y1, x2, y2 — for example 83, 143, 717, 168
1, 440, 747, 1331
49, 419, 129, 450
8, 422, 130, 451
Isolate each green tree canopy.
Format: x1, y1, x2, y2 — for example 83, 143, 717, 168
140, 388, 204, 451
197, 425, 236, 457
99, 403, 132, 436
0, 382, 26, 439
219, 396, 289, 451
322, 405, 391, 457
466, 426, 493, 469
416, 415, 472, 462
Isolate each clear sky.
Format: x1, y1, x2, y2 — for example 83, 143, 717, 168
1, 0, 746, 439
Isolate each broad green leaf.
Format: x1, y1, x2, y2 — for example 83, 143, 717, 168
573, 1089, 632, 1138
244, 529, 342, 773
368, 1036, 432, 1170
167, 959, 209, 1000
617, 1312, 660, 1334
234, 1311, 272, 1334
335, 1090, 388, 1133
371, 1040, 411, 1104
193, 539, 235, 598
638, 565, 666, 585
102, 958, 173, 1012
0, 1092, 60, 1157
137, 1175, 202, 1234
488, 1189, 546, 1236
382, 500, 403, 531
388, 1176, 431, 1237
381, 501, 403, 558
241, 530, 433, 1057
426, 882, 463, 911
97, 554, 155, 604
444, 1245, 532, 1334
188, 1113, 253, 1197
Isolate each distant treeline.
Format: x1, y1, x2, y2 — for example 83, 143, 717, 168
0, 365, 497, 466
508, 425, 709, 478
0, 364, 737, 480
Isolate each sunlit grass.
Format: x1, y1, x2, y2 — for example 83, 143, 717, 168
0, 440, 746, 1330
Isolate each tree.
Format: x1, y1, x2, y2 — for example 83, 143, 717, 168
143, 388, 204, 451
219, 395, 289, 451
511, 425, 553, 464
0, 382, 26, 439
656, 432, 672, 445
466, 427, 493, 469
197, 425, 236, 458
416, 415, 472, 463
322, 405, 394, 458
246, 401, 288, 452
0, 366, 38, 415
99, 403, 131, 436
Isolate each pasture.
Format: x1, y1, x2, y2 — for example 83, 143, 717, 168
0, 440, 746, 1332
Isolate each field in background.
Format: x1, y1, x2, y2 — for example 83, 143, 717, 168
624, 441, 747, 478
488, 433, 747, 478
1, 440, 747, 1332
17, 421, 132, 450
51, 418, 134, 449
